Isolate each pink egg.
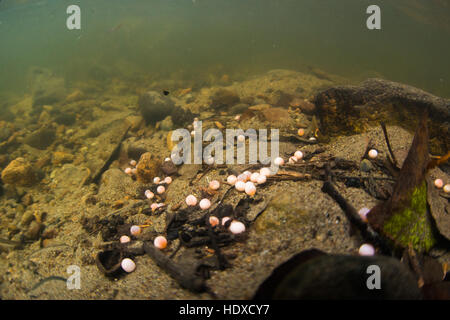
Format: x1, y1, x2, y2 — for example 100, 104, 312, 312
227, 175, 237, 185
297, 128, 305, 136
164, 157, 171, 162
368, 149, 378, 159
434, 179, 444, 189
209, 180, 220, 190
250, 172, 260, 183
245, 181, 256, 196
145, 190, 154, 199
129, 160, 137, 166
120, 235, 131, 244
130, 225, 141, 236
256, 174, 267, 185
260, 167, 271, 177
358, 207, 370, 222
124, 167, 132, 174
358, 244, 375, 256
186, 194, 197, 206
288, 156, 297, 164
243, 171, 252, 179
154, 236, 167, 249
153, 177, 161, 184
444, 184, 450, 193
151, 203, 159, 211
199, 198, 212, 210
157, 185, 165, 194
235, 180, 246, 192
237, 174, 248, 182
164, 176, 172, 184
205, 157, 215, 165
121, 258, 136, 273
274, 157, 284, 166
229, 221, 246, 234
237, 135, 245, 142
294, 151, 303, 160
234, 115, 241, 121
209, 216, 219, 227
221, 217, 231, 226
131, 168, 138, 175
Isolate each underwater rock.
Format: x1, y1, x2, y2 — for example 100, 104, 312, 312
161, 159, 177, 176
52, 151, 74, 166
291, 98, 316, 114
230, 103, 250, 115
65, 89, 85, 103
124, 115, 145, 132
23, 220, 42, 240
136, 152, 160, 183
1, 157, 37, 187
160, 115, 174, 131
170, 106, 194, 127
210, 88, 240, 110
97, 168, 138, 202
254, 250, 422, 299
23, 126, 56, 150
138, 90, 175, 124
314, 78, 450, 154
258, 107, 293, 128
360, 159, 373, 172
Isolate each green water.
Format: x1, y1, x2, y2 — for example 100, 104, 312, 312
0, 0, 449, 97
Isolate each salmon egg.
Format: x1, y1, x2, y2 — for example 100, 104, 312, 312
186, 194, 197, 206
130, 225, 141, 236
154, 236, 167, 249
294, 151, 303, 160
206, 157, 215, 165
274, 157, 284, 166
358, 207, 370, 222
237, 174, 247, 182
199, 198, 212, 210
157, 185, 165, 194
130, 160, 137, 166
309, 137, 316, 141
297, 128, 305, 136
443, 184, 450, 193
131, 168, 137, 175
288, 156, 297, 164
151, 203, 159, 211
164, 157, 171, 162
237, 135, 245, 143
124, 167, 132, 174
260, 167, 272, 177
250, 172, 260, 183
145, 190, 154, 199
256, 174, 267, 185
234, 115, 241, 121
153, 177, 161, 184
164, 176, 172, 184
227, 175, 237, 185
209, 180, 220, 190
229, 221, 246, 234
368, 149, 378, 159
245, 181, 256, 196
120, 235, 131, 244
434, 179, 444, 189
121, 258, 136, 273
209, 216, 220, 227
221, 217, 231, 226
235, 180, 246, 192
359, 244, 375, 256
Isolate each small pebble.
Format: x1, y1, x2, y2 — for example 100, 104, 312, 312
309, 137, 316, 141
157, 185, 165, 194
121, 258, 136, 273
164, 157, 171, 162
153, 177, 161, 184
274, 157, 284, 166
209, 216, 219, 227
444, 184, 450, 193
229, 221, 246, 234
368, 149, 378, 159
294, 151, 303, 160
235, 180, 246, 192
120, 235, 131, 244
130, 225, 141, 236
154, 236, 167, 249
297, 128, 305, 136
244, 181, 256, 196
227, 175, 237, 185
209, 180, 220, 190
359, 243, 375, 256
164, 176, 172, 184
256, 174, 267, 184
434, 178, 444, 189
199, 198, 212, 210
234, 115, 241, 121
130, 160, 137, 166
186, 194, 197, 206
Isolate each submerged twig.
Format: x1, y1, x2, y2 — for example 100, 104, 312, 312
380, 121, 399, 169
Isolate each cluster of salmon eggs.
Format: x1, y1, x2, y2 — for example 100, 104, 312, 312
434, 178, 450, 193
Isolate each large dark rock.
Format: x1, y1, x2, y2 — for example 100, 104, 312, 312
138, 91, 175, 124
314, 78, 450, 154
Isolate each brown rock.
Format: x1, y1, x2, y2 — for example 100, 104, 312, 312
1, 158, 37, 186
211, 88, 240, 110
259, 107, 293, 128
136, 152, 160, 183
24, 220, 42, 240
52, 151, 75, 165
291, 98, 316, 114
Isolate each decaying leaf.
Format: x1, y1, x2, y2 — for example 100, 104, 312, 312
367, 113, 438, 252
